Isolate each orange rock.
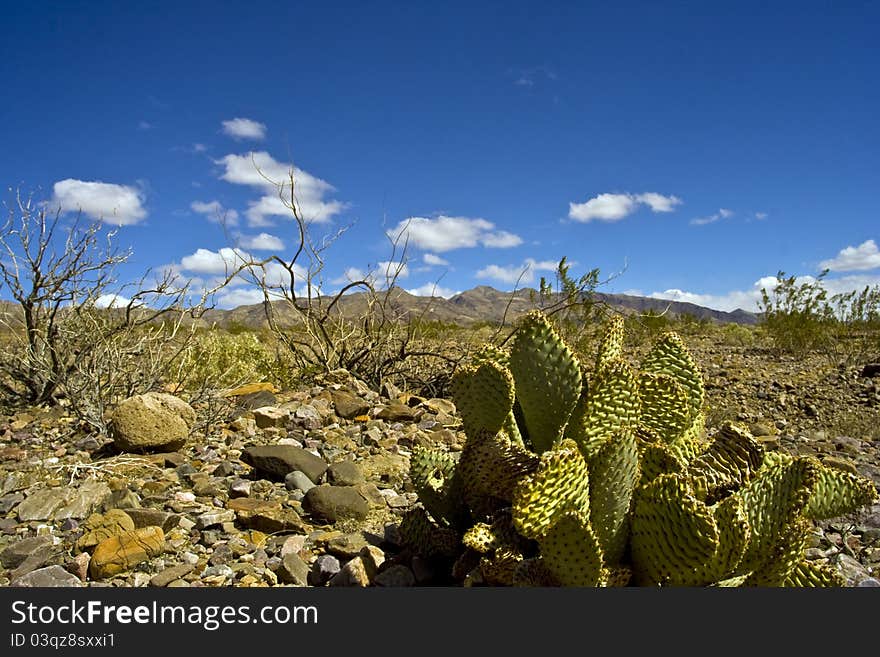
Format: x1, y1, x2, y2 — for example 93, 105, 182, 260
222, 382, 279, 397
89, 527, 165, 579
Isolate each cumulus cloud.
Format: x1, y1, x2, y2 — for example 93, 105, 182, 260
820, 240, 880, 272
94, 294, 133, 308
568, 192, 681, 223
476, 258, 558, 285
237, 232, 285, 251
190, 200, 239, 225
216, 151, 346, 225
221, 117, 267, 140
51, 179, 147, 225
690, 208, 734, 226
406, 283, 459, 298
423, 253, 449, 266
390, 216, 523, 253
180, 247, 252, 275
648, 272, 880, 313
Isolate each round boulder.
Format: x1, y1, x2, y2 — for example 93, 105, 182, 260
108, 392, 196, 452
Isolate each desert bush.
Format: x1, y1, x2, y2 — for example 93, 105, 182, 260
718, 322, 756, 348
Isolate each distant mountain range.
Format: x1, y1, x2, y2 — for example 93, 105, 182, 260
198, 285, 759, 329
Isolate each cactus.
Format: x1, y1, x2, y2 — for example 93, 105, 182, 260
399, 310, 879, 586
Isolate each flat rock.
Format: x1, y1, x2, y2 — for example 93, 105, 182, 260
331, 390, 371, 420
121, 508, 178, 532
376, 403, 418, 422
89, 527, 166, 579
327, 460, 364, 486
1, 536, 53, 569
253, 406, 290, 429
302, 486, 369, 523
11, 564, 83, 587
16, 488, 72, 522
76, 510, 136, 552
150, 563, 195, 587
285, 471, 315, 493
109, 392, 196, 452
241, 445, 328, 483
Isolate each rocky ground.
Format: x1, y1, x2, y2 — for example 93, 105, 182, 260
0, 336, 878, 588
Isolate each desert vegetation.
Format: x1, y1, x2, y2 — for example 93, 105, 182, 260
0, 180, 878, 589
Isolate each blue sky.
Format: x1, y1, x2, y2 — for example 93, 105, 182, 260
1, 1, 878, 311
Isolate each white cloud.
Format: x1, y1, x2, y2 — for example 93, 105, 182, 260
137, 121, 152, 131
423, 253, 449, 266
51, 179, 147, 225
238, 232, 285, 251
94, 293, 132, 308
568, 192, 681, 223
820, 240, 880, 272
332, 267, 368, 285
475, 258, 558, 285
216, 151, 346, 226
215, 287, 269, 308
648, 272, 880, 313
691, 208, 734, 226
635, 193, 683, 213
180, 247, 251, 275
391, 216, 523, 252
221, 117, 267, 141
755, 212, 768, 220
190, 200, 239, 225
378, 260, 409, 283
406, 283, 459, 298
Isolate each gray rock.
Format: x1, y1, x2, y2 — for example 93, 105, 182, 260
328, 556, 371, 587
150, 563, 195, 587
57, 479, 113, 520
302, 486, 369, 523
121, 508, 178, 532
278, 553, 309, 585
331, 390, 371, 420
835, 554, 872, 585
857, 577, 880, 587
327, 460, 365, 486
308, 554, 340, 586
374, 564, 416, 587
209, 543, 234, 566
109, 392, 196, 452
1, 536, 54, 568
0, 492, 24, 515
237, 390, 279, 410
285, 471, 315, 493
17, 488, 71, 522
229, 479, 252, 498
241, 445, 328, 483
293, 404, 323, 430
11, 565, 82, 587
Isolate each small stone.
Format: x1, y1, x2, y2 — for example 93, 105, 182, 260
327, 460, 364, 486
121, 508, 178, 532
359, 545, 385, 574
302, 486, 369, 523
278, 553, 309, 585
0, 492, 24, 515
209, 543, 234, 566
253, 406, 291, 429
328, 556, 371, 587
857, 577, 880, 587
280, 535, 307, 557
285, 471, 315, 493
326, 533, 370, 558
376, 403, 418, 422
374, 564, 415, 587
229, 479, 252, 498
293, 405, 323, 430
309, 554, 340, 586
11, 564, 83, 587
65, 552, 91, 581
196, 509, 235, 529
331, 390, 371, 420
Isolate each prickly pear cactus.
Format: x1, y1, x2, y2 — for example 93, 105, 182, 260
399, 310, 879, 586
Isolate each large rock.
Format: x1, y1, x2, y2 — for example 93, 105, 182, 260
89, 527, 165, 579
302, 486, 369, 523
241, 445, 328, 483
16, 480, 112, 522
327, 460, 365, 486
1, 536, 54, 569
108, 392, 196, 452
252, 406, 290, 429
75, 509, 135, 552
331, 390, 371, 419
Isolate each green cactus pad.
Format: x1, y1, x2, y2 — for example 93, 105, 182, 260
540, 510, 608, 587
742, 516, 811, 586
805, 460, 878, 520
630, 474, 720, 586
462, 523, 496, 554
458, 429, 541, 514
513, 558, 560, 587
638, 372, 691, 443
705, 494, 750, 582
636, 430, 687, 484
687, 423, 764, 504
409, 446, 463, 525
451, 361, 515, 440
595, 314, 625, 371
508, 311, 583, 453
640, 332, 704, 422
471, 343, 510, 368
512, 439, 590, 540
569, 359, 641, 455
784, 559, 847, 587
587, 428, 640, 565
735, 458, 816, 574
399, 507, 461, 559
